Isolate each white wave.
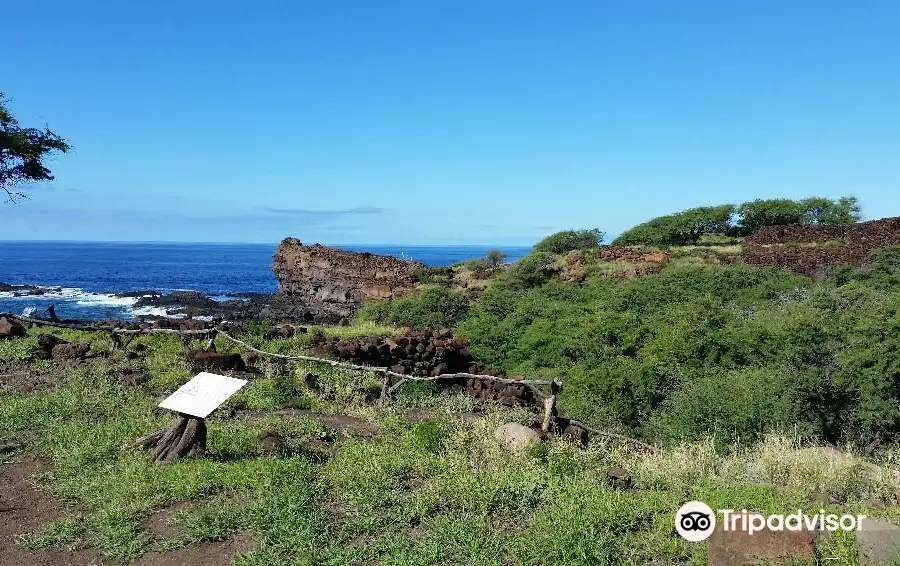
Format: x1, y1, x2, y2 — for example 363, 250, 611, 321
0, 286, 183, 320
131, 305, 179, 318
209, 295, 247, 303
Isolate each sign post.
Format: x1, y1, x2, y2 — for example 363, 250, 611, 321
133, 372, 247, 463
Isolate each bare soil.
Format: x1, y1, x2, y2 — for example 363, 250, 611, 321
0, 455, 101, 566
0, 369, 62, 394
1, 455, 255, 566
134, 533, 255, 566
143, 502, 196, 540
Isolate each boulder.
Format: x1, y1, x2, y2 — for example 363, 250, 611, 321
857, 518, 900, 566
241, 352, 259, 368
807, 492, 836, 507
560, 423, 588, 447
493, 423, 542, 453
51, 343, 90, 361
0, 317, 26, 340
36, 334, 67, 352
604, 467, 633, 490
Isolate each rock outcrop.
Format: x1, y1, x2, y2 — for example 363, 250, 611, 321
271, 239, 423, 322
0, 317, 26, 340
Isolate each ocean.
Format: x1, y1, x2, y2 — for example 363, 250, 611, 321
0, 242, 531, 321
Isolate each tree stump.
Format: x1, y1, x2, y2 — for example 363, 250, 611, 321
132, 413, 207, 463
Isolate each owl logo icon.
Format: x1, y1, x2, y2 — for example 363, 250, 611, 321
675, 501, 716, 542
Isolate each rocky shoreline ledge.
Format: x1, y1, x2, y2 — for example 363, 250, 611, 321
0, 283, 65, 297
1, 238, 426, 325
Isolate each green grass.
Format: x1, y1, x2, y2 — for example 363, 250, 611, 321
0, 329, 894, 565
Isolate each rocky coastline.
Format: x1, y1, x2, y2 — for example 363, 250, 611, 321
0, 283, 64, 297
1, 238, 425, 325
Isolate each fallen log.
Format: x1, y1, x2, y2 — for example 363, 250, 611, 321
132, 413, 207, 463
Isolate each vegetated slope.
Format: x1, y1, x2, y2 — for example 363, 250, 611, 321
0, 298, 894, 565
362, 239, 900, 450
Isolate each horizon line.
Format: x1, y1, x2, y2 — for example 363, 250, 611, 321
0, 239, 537, 248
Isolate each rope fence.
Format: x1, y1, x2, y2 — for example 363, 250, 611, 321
2, 313, 657, 453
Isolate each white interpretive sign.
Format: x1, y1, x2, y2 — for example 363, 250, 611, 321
158, 372, 248, 418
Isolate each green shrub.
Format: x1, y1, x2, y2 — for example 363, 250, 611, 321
504, 252, 561, 290
489, 262, 898, 447
534, 228, 604, 254
407, 419, 446, 454
735, 199, 805, 234
801, 196, 861, 225
411, 265, 453, 285
735, 196, 860, 234
613, 205, 735, 246
651, 367, 799, 446
357, 286, 470, 329
614, 197, 860, 244
484, 249, 508, 270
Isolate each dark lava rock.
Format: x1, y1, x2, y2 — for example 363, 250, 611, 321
51, 343, 90, 361
0, 317, 26, 340
563, 424, 589, 448
604, 467, 633, 490
123, 373, 150, 386
241, 352, 259, 367
258, 431, 285, 455
0, 441, 23, 454
36, 334, 67, 353
134, 290, 218, 309
187, 350, 246, 372
0, 283, 57, 297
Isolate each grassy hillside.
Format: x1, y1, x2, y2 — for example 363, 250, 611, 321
1, 326, 895, 565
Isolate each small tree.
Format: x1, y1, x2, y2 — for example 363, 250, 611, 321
484, 249, 507, 270
735, 199, 805, 234
534, 228, 604, 254
735, 196, 861, 234
801, 196, 861, 225
0, 93, 70, 202
613, 205, 735, 246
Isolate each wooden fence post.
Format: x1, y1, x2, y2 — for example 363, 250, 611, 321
377, 372, 391, 408
542, 379, 561, 432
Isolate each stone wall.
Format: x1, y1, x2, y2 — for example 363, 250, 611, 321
271, 238, 424, 323
745, 216, 900, 246
309, 330, 535, 407
738, 217, 900, 276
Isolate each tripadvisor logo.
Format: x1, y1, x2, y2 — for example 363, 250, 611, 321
676, 501, 716, 542
675, 501, 868, 542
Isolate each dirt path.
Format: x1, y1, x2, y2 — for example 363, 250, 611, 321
0, 455, 101, 566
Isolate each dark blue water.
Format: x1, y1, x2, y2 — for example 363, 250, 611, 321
0, 242, 531, 320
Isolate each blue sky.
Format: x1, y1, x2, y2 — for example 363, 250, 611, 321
2, 1, 898, 244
